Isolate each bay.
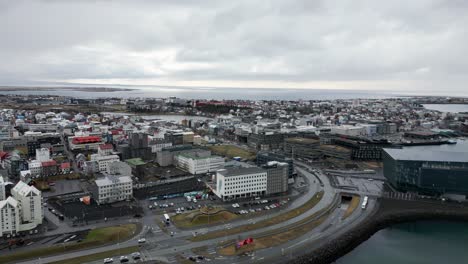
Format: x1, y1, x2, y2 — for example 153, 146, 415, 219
336, 221, 468, 264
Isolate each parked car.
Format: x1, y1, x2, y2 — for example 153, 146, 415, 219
103, 258, 113, 263
131, 252, 141, 260
119, 256, 129, 263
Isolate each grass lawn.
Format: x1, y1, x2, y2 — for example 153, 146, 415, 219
208, 145, 256, 160
343, 196, 360, 220
48, 246, 139, 264
173, 208, 238, 228
0, 224, 137, 264
218, 197, 335, 256
191, 191, 324, 242
218, 211, 329, 256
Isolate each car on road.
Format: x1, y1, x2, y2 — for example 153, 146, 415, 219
131, 252, 141, 260
137, 238, 146, 244
103, 258, 113, 263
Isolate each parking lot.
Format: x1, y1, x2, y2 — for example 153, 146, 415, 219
334, 176, 384, 196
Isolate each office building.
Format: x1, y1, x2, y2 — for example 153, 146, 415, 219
213, 167, 267, 201
175, 152, 224, 174
92, 175, 133, 204
256, 152, 294, 177
262, 161, 289, 195
383, 146, 468, 195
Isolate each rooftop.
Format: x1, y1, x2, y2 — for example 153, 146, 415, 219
125, 158, 146, 166
384, 148, 468, 163
218, 167, 266, 177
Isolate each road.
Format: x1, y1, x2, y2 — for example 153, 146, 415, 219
16, 162, 377, 264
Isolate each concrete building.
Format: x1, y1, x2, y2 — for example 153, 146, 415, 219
35, 148, 50, 162
213, 167, 267, 201
0, 181, 43, 237
263, 161, 289, 195
331, 125, 367, 137
0, 176, 5, 200
256, 152, 294, 178
283, 137, 322, 160
156, 145, 194, 166
175, 152, 224, 174
92, 175, 133, 204
69, 136, 104, 151
90, 154, 120, 172
98, 144, 114, 156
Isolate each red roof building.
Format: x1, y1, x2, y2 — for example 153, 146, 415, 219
42, 160, 57, 167
60, 162, 71, 169
99, 144, 113, 150
72, 136, 102, 145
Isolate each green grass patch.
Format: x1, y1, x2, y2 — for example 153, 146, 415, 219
208, 145, 256, 160
173, 207, 238, 228
48, 246, 139, 264
191, 191, 324, 242
0, 224, 137, 264
343, 196, 360, 220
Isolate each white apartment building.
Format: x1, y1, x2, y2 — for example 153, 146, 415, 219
28, 160, 42, 177
93, 175, 133, 204
149, 141, 172, 153
98, 144, 114, 156
35, 148, 50, 162
0, 181, 43, 237
0, 197, 20, 236
0, 176, 5, 200
175, 152, 224, 175
214, 167, 267, 201
90, 154, 120, 172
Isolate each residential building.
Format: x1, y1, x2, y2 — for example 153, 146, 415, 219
35, 148, 50, 162
92, 175, 133, 204
98, 144, 114, 156
90, 154, 120, 172
175, 152, 224, 174
0, 181, 43, 237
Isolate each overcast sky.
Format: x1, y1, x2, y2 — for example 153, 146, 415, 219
1, 0, 467, 94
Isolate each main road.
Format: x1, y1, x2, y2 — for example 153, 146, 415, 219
16, 162, 378, 264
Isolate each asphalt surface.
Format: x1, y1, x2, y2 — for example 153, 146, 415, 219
15, 162, 377, 264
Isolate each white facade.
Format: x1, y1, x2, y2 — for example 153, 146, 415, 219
331, 125, 366, 137
0, 182, 43, 237
11, 181, 43, 225
150, 142, 172, 153
98, 144, 113, 156
175, 154, 224, 174
36, 148, 50, 162
90, 154, 120, 172
214, 168, 267, 201
28, 160, 42, 177
94, 175, 133, 204
0, 197, 20, 236
0, 176, 5, 200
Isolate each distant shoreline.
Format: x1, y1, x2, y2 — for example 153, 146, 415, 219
0, 86, 134, 92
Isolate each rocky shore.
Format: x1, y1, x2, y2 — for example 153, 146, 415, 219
288, 198, 468, 264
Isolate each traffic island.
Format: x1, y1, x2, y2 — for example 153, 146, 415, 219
191, 191, 324, 242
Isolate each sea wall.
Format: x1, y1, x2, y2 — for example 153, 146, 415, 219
288, 198, 468, 264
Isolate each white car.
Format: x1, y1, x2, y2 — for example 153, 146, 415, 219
137, 238, 146, 244
103, 258, 113, 263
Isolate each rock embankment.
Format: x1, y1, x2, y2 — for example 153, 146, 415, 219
288, 198, 468, 264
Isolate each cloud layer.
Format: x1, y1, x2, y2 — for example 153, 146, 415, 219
1, 0, 468, 94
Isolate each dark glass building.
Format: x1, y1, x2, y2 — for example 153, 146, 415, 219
383, 146, 468, 195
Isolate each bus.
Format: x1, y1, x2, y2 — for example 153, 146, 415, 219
164, 213, 170, 223
361, 196, 368, 210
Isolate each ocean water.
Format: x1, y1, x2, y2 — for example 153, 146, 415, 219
1, 87, 400, 100
336, 221, 468, 264
423, 104, 468, 113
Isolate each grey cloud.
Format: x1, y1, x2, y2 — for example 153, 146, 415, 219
1, 0, 468, 93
